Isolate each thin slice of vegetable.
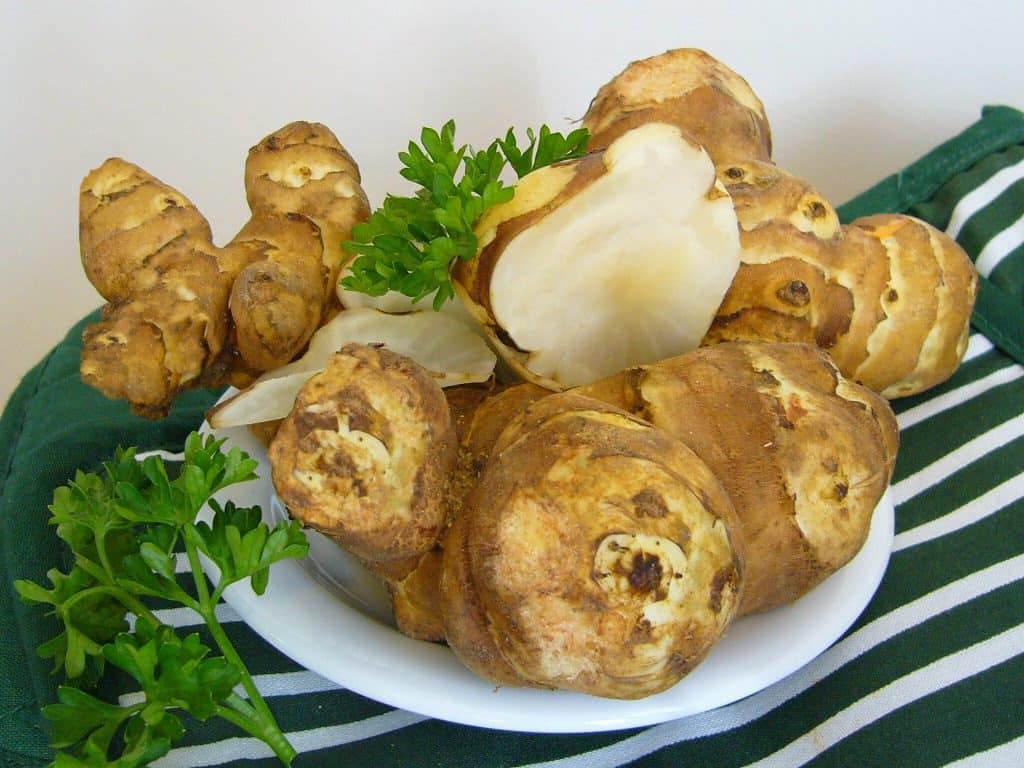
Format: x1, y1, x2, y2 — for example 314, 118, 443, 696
208, 307, 496, 428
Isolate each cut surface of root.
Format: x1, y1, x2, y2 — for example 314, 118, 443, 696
208, 307, 495, 428
484, 123, 741, 388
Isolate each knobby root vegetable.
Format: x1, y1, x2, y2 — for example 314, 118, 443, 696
231, 122, 370, 372
79, 122, 369, 417
706, 164, 978, 396
269, 344, 456, 573
584, 47, 771, 167
228, 213, 330, 373
446, 382, 550, 521
576, 341, 898, 614
388, 381, 549, 640
454, 121, 741, 390
441, 392, 743, 698
388, 548, 446, 642
582, 48, 978, 398
78, 159, 257, 418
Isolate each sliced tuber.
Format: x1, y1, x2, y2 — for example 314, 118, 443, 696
207, 307, 496, 428
454, 121, 742, 390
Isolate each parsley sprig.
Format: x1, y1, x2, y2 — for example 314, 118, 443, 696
340, 120, 589, 309
15, 433, 308, 767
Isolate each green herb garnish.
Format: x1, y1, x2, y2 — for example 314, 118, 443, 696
15, 432, 308, 767
340, 120, 589, 309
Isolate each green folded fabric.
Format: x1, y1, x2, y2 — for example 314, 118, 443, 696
2, 105, 1023, 768
0, 317, 222, 767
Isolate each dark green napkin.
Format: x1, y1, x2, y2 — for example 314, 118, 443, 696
3, 106, 1023, 768
0, 315, 221, 767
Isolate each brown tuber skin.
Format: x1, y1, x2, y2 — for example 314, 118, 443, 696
583, 48, 977, 398
446, 382, 550, 520
441, 392, 744, 698
707, 164, 978, 397
388, 547, 447, 642
584, 48, 772, 167
79, 122, 370, 418
576, 341, 898, 614
387, 381, 550, 641
78, 160, 260, 418
269, 343, 456, 573
388, 340, 896, 642
231, 122, 371, 373
270, 341, 894, 690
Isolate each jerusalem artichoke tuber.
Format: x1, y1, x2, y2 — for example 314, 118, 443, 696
576, 341, 898, 614
454, 122, 742, 390
441, 392, 744, 698
79, 122, 369, 417
269, 343, 457, 572
583, 49, 978, 397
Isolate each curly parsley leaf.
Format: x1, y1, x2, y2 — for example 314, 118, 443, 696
341, 120, 589, 308
15, 432, 307, 766
187, 499, 308, 597
498, 124, 590, 178
16, 566, 128, 682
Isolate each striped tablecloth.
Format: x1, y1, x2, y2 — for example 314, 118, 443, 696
2, 105, 1022, 768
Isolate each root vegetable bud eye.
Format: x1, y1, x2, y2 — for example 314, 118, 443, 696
468, 122, 741, 389
594, 534, 690, 620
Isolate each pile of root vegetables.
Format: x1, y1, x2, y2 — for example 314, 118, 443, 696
77, 49, 977, 699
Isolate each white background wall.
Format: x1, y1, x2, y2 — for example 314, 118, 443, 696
2, 0, 1021, 409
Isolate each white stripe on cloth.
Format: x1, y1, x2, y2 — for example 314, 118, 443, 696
974, 211, 1024, 278
891, 414, 1024, 506
893, 471, 1024, 552
152, 708, 428, 768
742, 624, 1024, 768
174, 551, 191, 573
133, 449, 187, 462
243, 668, 342, 698
940, 734, 1024, 767
119, 669, 342, 707
897, 363, 1023, 431
962, 333, 994, 362
946, 157, 1024, 239
151, 601, 239, 628
514, 554, 1024, 768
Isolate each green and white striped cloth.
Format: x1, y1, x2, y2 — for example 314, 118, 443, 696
2, 105, 1022, 768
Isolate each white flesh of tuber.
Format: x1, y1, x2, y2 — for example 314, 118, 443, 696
207, 307, 496, 428
488, 123, 741, 387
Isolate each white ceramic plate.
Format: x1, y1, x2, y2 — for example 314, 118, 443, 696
199, 408, 894, 734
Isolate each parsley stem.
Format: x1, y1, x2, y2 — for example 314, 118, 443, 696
184, 531, 296, 763
113, 591, 161, 630
86, 527, 172, 628
94, 527, 116, 580
59, 583, 161, 630
219, 695, 298, 766
214, 701, 264, 737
